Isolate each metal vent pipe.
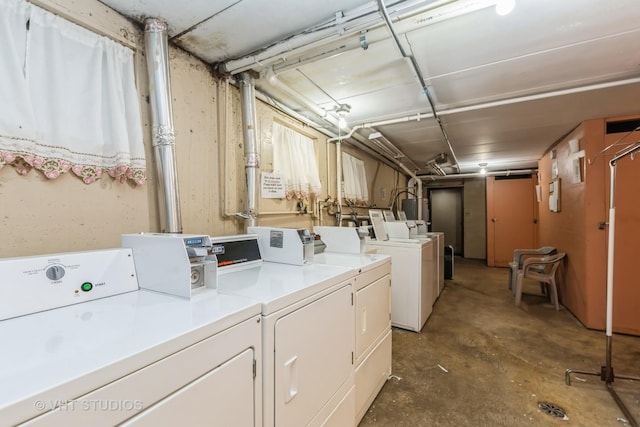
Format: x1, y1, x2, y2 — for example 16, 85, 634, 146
239, 72, 259, 229
144, 18, 182, 233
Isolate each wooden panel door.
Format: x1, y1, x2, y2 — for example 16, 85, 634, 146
487, 176, 537, 267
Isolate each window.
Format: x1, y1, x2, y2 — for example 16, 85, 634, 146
0, 0, 145, 185
271, 122, 321, 200
342, 152, 369, 204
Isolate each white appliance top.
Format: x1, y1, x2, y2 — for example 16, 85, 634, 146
314, 252, 390, 273
216, 262, 355, 315
365, 237, 432, 247
0, 289, 261, 417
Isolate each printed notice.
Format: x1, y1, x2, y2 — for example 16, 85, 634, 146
261, 172, 285, 198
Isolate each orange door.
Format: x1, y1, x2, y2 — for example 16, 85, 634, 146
487, 176, 537, 267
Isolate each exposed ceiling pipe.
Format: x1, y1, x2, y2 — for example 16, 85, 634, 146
254, 91, 334, 138
238, 73, 260, 229
220, 0, 448, 75
144, 18, 182, 234
320, 76, 640, 130
368, 129, 421, 171
377, 0, 461, 172
418, 168, 537, 180
344, 132, 408, 173
437, 77, 640, 116
270, 0, 496, 75
264, 71, 341, 132
358, 112, 432, 128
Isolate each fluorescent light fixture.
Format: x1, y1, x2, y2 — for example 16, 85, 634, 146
369, 132, 382, 139
495, 0, 515, 16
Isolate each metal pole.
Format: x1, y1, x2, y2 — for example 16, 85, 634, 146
566, 142, 640, 427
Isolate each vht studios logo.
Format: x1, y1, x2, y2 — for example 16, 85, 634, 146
34, 399, 144, 412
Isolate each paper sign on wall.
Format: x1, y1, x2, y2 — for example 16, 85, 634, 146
261, 172, 285, 198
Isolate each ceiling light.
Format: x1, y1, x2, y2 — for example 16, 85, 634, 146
335, 104, 351, 130
495, 0, 515, 16
479, 162, 488, 174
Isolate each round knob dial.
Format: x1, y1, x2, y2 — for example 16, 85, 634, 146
190, 268, 201, 285
46, 265, 66, 280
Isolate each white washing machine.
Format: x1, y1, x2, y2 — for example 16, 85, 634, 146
212, 234, 357, 427
0, 248, 262, 427
365, 238, 436, 333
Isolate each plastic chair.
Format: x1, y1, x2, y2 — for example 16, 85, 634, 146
514, 252, 566, 310
508, 246, 557, 294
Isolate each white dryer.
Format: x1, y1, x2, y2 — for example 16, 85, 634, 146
0, 249, 262, 427
212, 234, 357, 427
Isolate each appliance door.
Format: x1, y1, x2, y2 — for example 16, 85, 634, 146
421, 240, 436, 324
21, 317, 260, 427
355, 274, 391, 362
274, 284, 353, 427
122, 349, 255, 426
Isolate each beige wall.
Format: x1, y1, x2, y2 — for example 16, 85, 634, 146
0, 0, 407, 258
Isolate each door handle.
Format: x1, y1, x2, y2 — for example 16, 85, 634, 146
491, 217, 497, 222
361, 307, 367, 335
284, 356, 298, 403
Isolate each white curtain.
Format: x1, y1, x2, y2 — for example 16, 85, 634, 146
0, 0, 145, 185
0, 0, 35, 147
342, 152, 369, 203
272, 122, 322, 200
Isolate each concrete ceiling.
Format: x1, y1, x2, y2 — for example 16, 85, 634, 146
100, 0, 640, 175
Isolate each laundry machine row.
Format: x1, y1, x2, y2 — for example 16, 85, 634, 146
1, 229, 393, 427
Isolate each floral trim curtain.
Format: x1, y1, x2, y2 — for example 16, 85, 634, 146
272, 122, 322, 200
0, 0, 145, 185
342, 152, 369, 204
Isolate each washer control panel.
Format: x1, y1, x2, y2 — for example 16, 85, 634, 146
0, 248, 139, 321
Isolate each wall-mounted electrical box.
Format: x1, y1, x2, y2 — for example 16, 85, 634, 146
549, 178, 561, 212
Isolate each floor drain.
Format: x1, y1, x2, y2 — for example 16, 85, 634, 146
538, 401, 567, 418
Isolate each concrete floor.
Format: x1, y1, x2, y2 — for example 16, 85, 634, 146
359, 257, 640, 426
